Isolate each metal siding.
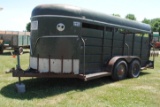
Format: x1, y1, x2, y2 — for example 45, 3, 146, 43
114, 33, 124, 40
81, 28, 103, 38
124, 35, 133, 55
141, 36, 150, 61
133, 49, 141, 55
31, 4, 151, 33
113, 40, 123, 48
80, 28, 103, 73
112, 48, 123, 55
142, 37, 149, 49
37, 17, 80, 36
103, 39, 112, 47
133, 35, 143, 58
104, 32, 112, 39
134, 42, 141, 48
80, 63, 101, 73
135, 36, 142, 42
81, 55, 101, 63
103, 31, 113, 62
12, 35, 18, 46
30, 4, 152, 74
123, 47, 132, 55
103, 47, 112, 55
0, 31, 30, 47
18, 35, 23, 46
2, 34, 12, 46
34, 37, 79, 59
23, 36, 28, 46
27, 36, 30, 45
85, 38, 102, 46
103, 55, 111, 62
30, 17, 81, 59
30, 57, 80, 74
83, 46, 102, 55
125, 34, 133, 41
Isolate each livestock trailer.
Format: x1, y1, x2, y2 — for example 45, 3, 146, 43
0, 31, 30, 54
13, 4, 154, 81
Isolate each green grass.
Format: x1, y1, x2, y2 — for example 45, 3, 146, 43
0, 50, 160, 107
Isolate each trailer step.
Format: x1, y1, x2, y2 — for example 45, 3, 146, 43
84, 72, 111, 81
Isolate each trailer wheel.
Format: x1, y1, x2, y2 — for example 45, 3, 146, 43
19, 47, 23, 55
128, 60, 141, 78
112, 60, 128, 81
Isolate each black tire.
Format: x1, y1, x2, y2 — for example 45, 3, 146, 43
112, 60, 128, 81
128, 60, 141, 78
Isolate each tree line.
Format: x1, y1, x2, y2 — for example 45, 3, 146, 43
113, 13, 160, 33
26, 13, 160, 33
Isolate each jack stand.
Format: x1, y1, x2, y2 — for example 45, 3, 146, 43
15, 77, 26, 93
16, 54, 21, 70
15, 49, 26, 93
14, 47, 21, 70
15, 83, 26, 93
18, 77, 21, 84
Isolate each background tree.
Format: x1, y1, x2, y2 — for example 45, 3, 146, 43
141, 18, 160, 32
125, 14, 136, 20
142, 18, 151, 24
112, 14, 121, 17
26, 22, 31, 32
151, 18, 160, 32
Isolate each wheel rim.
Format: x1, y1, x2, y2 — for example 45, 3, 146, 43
132, 63, 140, 77
117, 64, 126, 78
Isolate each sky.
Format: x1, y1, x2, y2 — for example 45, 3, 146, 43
0, 0, 160, 31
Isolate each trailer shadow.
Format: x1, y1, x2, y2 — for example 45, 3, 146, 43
0, 72, 150, 100
140, 71, 150, 76
0, 77, 112, 100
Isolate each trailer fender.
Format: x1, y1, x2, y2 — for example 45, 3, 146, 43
106, 56, 125, 72
106, 56, 140, 73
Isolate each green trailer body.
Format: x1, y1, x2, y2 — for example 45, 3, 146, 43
13, 4, 153, 81
0, 31, 30, 53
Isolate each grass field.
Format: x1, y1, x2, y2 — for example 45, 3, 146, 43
0, 50, 160, 107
